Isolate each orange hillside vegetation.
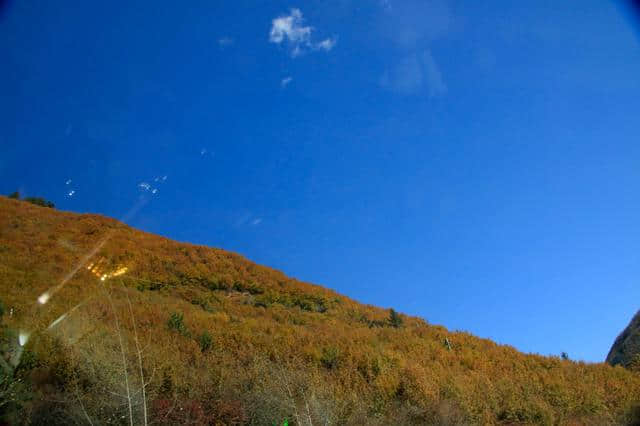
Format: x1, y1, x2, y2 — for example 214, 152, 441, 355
1, 195, 640, 425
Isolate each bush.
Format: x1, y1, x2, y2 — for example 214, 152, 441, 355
23, 196, 55, 208
5, 191, 54, 208
253, 297, 271, 308
167, 312, 189, 336
232, 281, 263, 295
320, 346, 340, 370
203, 278, 229, 291
198, 331, 213, 352
191, 298, 214, 312
628, 354, 640, 372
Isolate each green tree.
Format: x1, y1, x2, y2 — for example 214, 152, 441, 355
389, 308, 403, 328
7, 191, 19, 199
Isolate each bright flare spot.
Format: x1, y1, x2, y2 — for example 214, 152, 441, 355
19, 331, 30, 346
38, 292, 50, 305
111, 266, 128, 277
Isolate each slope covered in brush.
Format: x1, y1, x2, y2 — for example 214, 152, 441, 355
608, 311, 640, 369
1, 195, 640, 425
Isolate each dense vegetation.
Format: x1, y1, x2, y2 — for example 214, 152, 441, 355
1, 195, 640, 425
608, 311, 640, 371
7, 191, 55, 208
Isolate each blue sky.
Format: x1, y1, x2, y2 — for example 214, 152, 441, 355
2, 0, 640, 362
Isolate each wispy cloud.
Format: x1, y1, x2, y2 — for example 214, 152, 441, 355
380, 0, 451, 47
235, 213, 263, 228
378, 0, 451, 97
421, 49, 446, 97
380, 50, 446, 97
269, 8, 337, 57
281, 76, 293, 88
316, 37, 337, 52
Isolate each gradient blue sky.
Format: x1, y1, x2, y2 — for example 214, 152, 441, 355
2, 0, 640, 362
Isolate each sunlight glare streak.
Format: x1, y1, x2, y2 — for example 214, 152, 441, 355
36, 179, 151, 307
48, 313, 68, 329
19, 331, 30, 346
47, 300, 88, 330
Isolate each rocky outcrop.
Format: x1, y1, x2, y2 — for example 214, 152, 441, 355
607, 311, 640, 367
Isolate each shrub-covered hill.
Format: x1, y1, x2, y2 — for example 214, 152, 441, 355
1, 195, 640, 425
607, 311, 640, 370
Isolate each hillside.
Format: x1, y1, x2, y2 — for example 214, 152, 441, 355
608, 311, 640, 370
1, 195, 640, 425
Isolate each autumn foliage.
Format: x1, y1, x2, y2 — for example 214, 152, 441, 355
1, 195, 640, 425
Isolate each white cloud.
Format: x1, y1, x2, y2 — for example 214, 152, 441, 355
315, 37, 336, 52
251, 218, 262, 226
270, 9, 311, 45
269, 9, 336, 57
281, 76, 293, 88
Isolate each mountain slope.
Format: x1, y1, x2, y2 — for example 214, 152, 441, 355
1, 195, 640, 425
607, 311, 640, 369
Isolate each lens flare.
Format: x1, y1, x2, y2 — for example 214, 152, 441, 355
38, 292, 51, 305
18, 331, 30, 346
48, 313, 68, 329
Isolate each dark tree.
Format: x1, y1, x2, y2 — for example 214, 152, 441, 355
8, 191, 19, 199
23, 197, 55, 208
389, 308, 404, 328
